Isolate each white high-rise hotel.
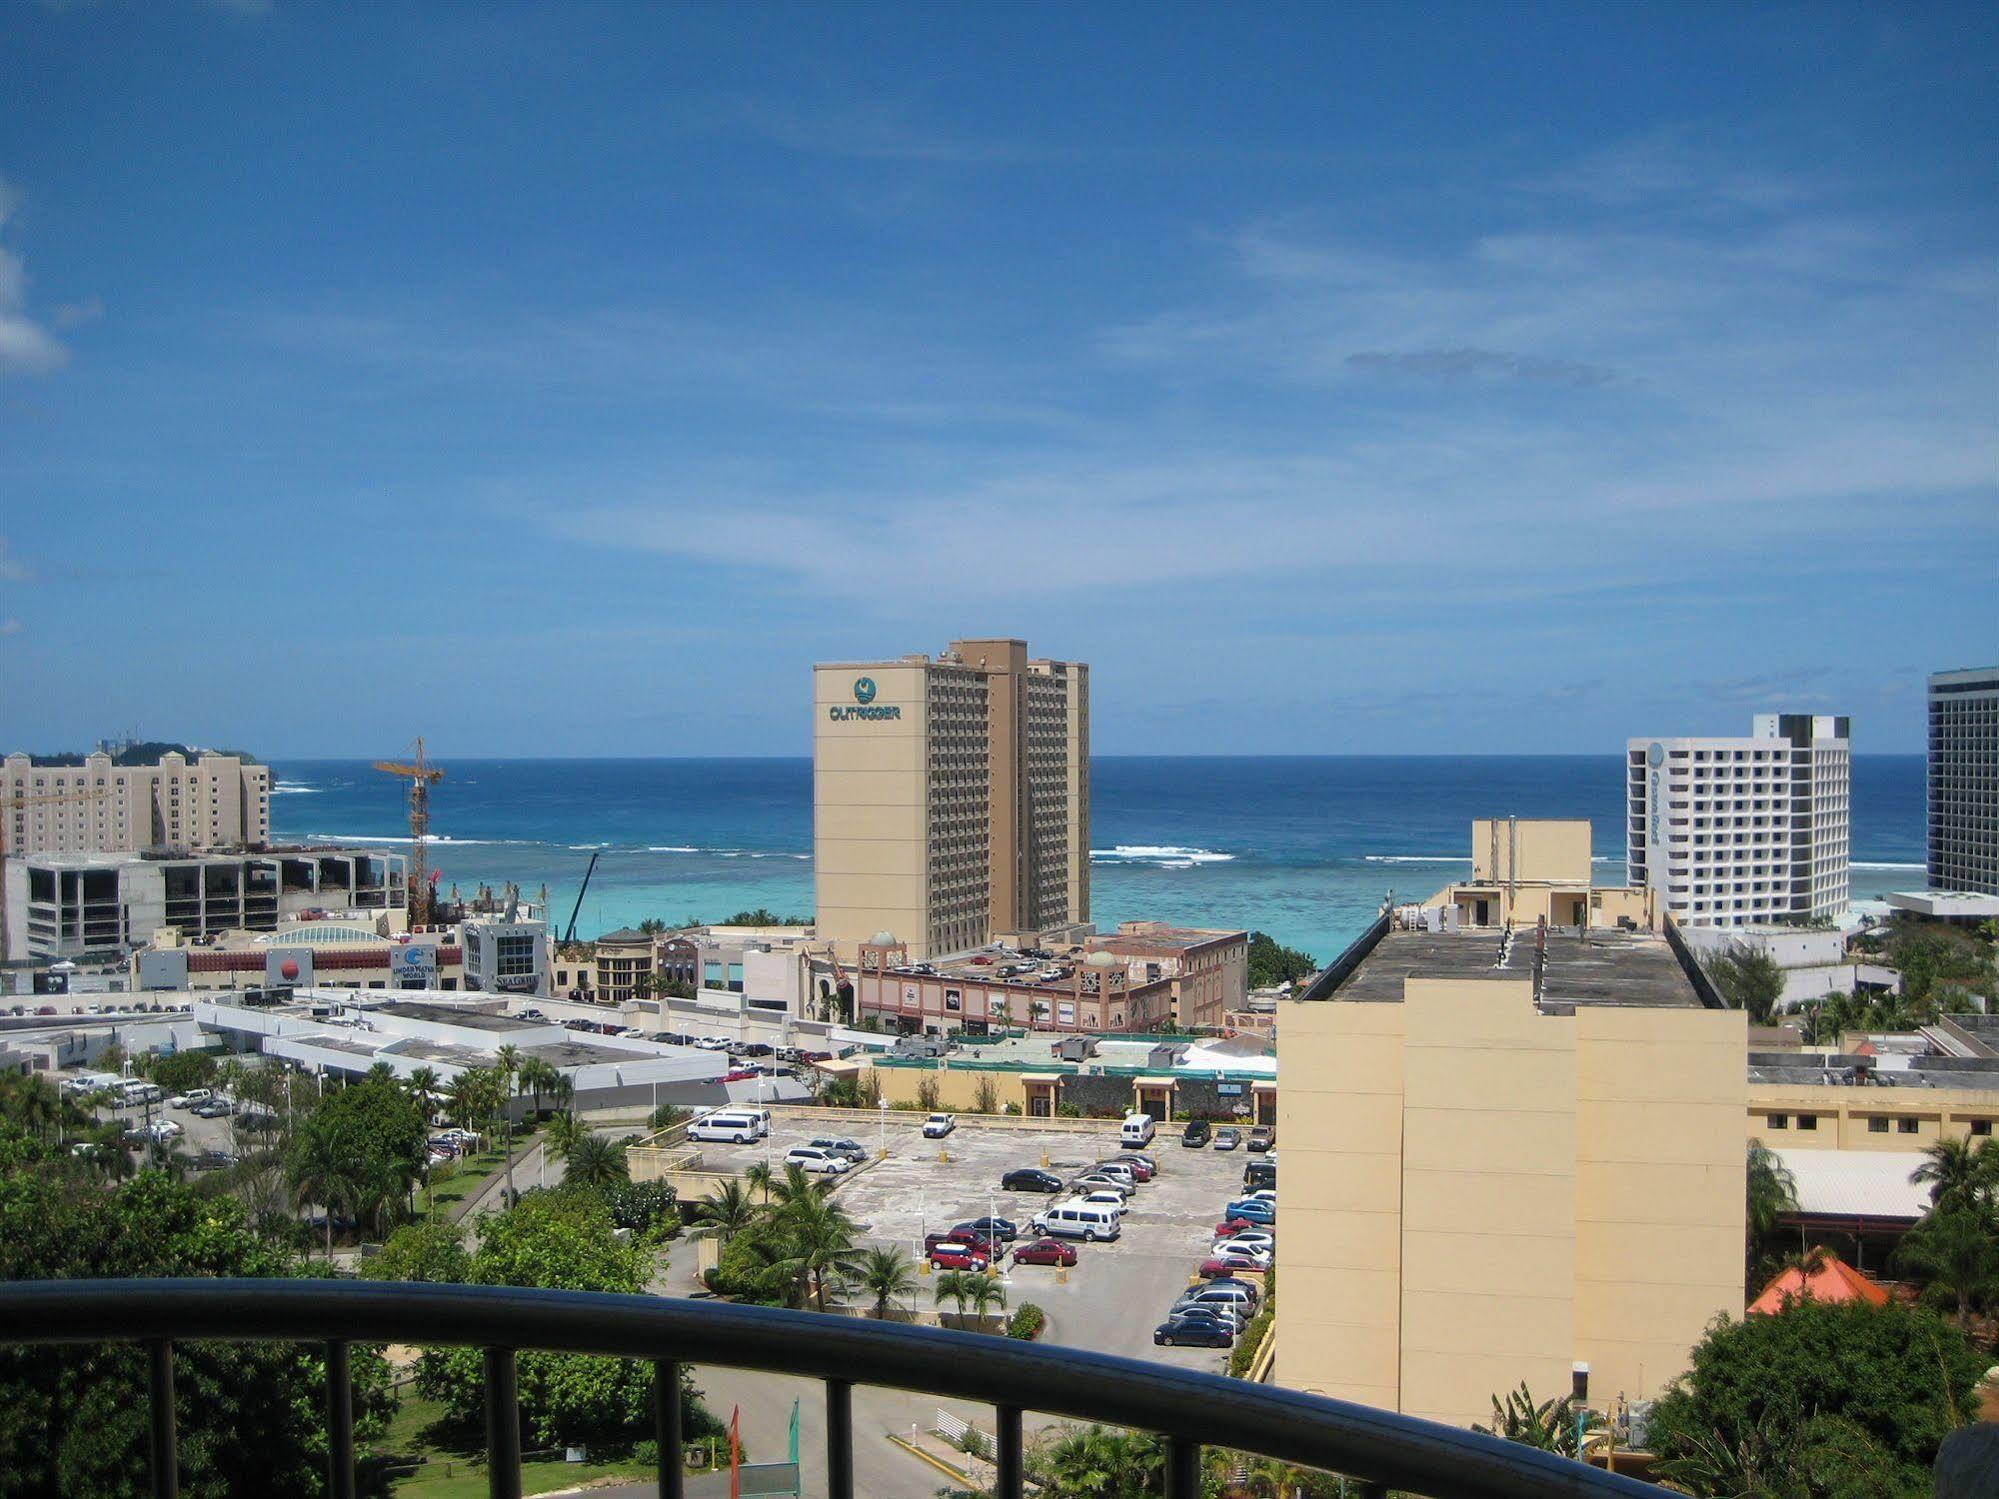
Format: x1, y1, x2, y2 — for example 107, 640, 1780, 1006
1626, 714, 1851, 928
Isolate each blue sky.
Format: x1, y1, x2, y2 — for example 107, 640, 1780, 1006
1, 2, 1993, 757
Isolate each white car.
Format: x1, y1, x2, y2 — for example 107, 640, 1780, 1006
1215, 1230, 1275, 1255
694, 1036, 731, 1050
1209, 1241, 1273, 1269
921, 1113, 956, 1139
168, 1089, 212, 1110
785, 1145, 852, 1175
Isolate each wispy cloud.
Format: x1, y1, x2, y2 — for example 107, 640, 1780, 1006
1345, 347, 1620, 387
51, 295, 103, 329
0, 536, 30, 583
0, 176, 70, 376
701, 95, 988, 163
0, 619, 21, 637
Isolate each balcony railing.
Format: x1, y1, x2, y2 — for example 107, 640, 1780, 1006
0, 1278, 1657, 1499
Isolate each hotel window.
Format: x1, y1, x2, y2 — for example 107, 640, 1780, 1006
1898, 1118, 1920, 1134
1765, 1114, 1788, 1130
1972, 1120, 1993, 1137
1797, 1114, 1817, 1131
1867, 1117, 1889, 1134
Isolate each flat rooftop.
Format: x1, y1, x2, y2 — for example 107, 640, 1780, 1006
1327, 925, 1701, 1008
1089, 926, 1241, 954
371, 1000, 537, 1033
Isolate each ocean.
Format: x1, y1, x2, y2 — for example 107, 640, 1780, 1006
268, 755, 1928, 967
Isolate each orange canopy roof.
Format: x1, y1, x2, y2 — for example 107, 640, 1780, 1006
1748, 1253, 1890, 1315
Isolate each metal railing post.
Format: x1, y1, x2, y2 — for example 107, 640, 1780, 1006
1165, 1433, 1200, 1499
147, 1338, 178, 1499
994, 1404, 1023, 1499
825, 1378, 853, 1499
324, 1340, 355, 1499
483, 1347, 522, 1499
653, 1359, 684, 1499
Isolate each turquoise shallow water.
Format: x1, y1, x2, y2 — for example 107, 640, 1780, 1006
270, 755, 1927, 967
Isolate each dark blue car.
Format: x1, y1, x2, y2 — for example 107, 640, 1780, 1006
1154, 1316, 1233, 1349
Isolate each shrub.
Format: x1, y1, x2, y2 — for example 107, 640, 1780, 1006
647, 1103, 690, 1131
1005, 1303, 1046, 1341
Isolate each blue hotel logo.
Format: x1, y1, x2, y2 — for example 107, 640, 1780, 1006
830, 675, 900, 722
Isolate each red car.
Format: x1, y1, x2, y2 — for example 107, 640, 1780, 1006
927, 1243, 990, 1271
1106, 1156, 1155, 1182
1198, 1258, 1263, 1279
1215, 1217, 1259, 1237
1010, 1237, 1079, 1268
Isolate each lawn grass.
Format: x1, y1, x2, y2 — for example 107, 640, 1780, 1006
370, 1393, 650, 1499
422, 1131, 537, 1220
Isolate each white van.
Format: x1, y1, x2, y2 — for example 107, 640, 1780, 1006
62, 1072, 121, 1099
1119, 1112, 1157, 1148
1031, 1201, 1123, 1243
119, 1079, 163, 1105
687, 1109, 767, 1145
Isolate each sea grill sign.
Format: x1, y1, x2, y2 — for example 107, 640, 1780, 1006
1646, 741, 1665, 880
829, 675, 901, 722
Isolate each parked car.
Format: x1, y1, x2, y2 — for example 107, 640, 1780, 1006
926, 1242, 990, 1271
1199, 1257, 1259, 1279
1221, 1197, 1277, 1225
954, 1215, 1019, 1243
722, 1068, 759, 1083
1213, 1126, 1242, 1151
168, 1089, 212, 1110
808, 1136, 868, 1163
694, 1036, 731, 1050
1170, 1305, 1243, 1338
1001, 1168, 1064, 1193
192, 1150, 239, 1172
1181, 1278, 1261, 1312
1215, 1217, 1262, 1238
1215, 1229, 1275, 1255
193, 1098, 237, 1118
1071, 1174, 1132, 1199
1106, 1153, 1156, 1181
1242, 1160, 1277, 1192
1246, 1126, 1275, 1153
1181, 1119, 1212, 1149
517, 1008, 546, 1021
924, 1229, 999, 1257
1154, 1316, 1233, 1348
783, 1145, 851, 1175
1086, 1161, 1138, 1189
1009, 1237, 1078, 1267
1205, 1243, 1272, 1271
921, 1112, 956, 1139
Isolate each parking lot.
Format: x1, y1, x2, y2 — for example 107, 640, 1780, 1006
688, 1113, 931, 1176
823, 1117, 1265, 1374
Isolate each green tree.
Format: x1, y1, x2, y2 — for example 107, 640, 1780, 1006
1746, 1140, 1799, 1276
960, 1270, 1006, 1327
1035, 1426, 1163, 1498
744, 1160, 774, 1205
596, 1179, 678, 1239
1646, 1296, 1984, 1490
412, 1192, 711, 1450
361, 1218, 471, 1283
149, 1049, 217, 1096
688, 1179, 759, 1247
933, 1269, 973, 1320
0, 1167, 393, 1499
1893, 1206, 1999, 1324
771, 1188, 862, 1310
285, 1116, 362, 1260
563, 1133, 630, 1191
972, 1076, 1000, 1115
915, 1076, 942, 1112
1909, 1136, 1999, 1213
847, 1246, 917, 1318
404, 1065, 441, 1119
285, 1072, 427, 1244
1246, 932, 1318, 991
1706, 942, 1786, 1024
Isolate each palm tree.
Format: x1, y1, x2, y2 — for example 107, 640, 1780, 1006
286, 1122, 360, 1261
442, 1072, 483, 1135
847, 1246, 917, 1319
1039, 1427, 1162, 1498
690, 1179, 760, 1247
518, 1057, 558, 1120
744, 1161, 774, 1206
564, 1133, 630, 1191
1910, 1136, 1998, 1212
774, 1190, 862, 1310
405, 1065, 441, 1120
933, 1269, 973, 1322
544, 1110, 586, 1157
1746, 1141, 1798, 1276
769, 1161, 824, 1208
961, 1270, 1006, 1328
1474, 1383, 1598, 1457
1894, 1207, 1999, 1323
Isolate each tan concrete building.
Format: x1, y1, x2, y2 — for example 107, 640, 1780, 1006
1276, 914, 1744, 1430
813, 639, 1088, 959
4, 748, 271, 856
1420, 818, 1654, 931
1083, 922, 1249, 1030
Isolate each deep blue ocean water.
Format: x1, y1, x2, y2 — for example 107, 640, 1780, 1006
269, 756, 1927, 966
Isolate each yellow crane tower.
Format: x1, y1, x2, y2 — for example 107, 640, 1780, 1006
0, 783, 111, 963
372, 738, 444, 927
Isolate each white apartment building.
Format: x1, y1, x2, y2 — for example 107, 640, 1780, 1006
3, 748, 271, 856
1627, 714, 1851, 928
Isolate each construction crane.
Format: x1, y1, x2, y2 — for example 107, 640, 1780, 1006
0, 782, 112, 963
372, 738, 444, 927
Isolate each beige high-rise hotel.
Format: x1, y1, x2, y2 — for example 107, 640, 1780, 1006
813, 639, 1088, 959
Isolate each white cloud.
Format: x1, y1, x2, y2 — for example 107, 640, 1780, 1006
0, 176, 70, 377
0, 536, 28, 583
0, 619, 21, 637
